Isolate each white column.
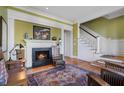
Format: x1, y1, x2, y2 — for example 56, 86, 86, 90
77, 22, 80, 58
70, 31, 73, 58
8, 18, 16, 60
60, 27, 65, 57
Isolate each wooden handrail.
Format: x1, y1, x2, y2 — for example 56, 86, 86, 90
80, 26, 97, 39
0, 16, 7, 24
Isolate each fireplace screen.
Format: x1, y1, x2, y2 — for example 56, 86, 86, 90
35, 51, 49, 61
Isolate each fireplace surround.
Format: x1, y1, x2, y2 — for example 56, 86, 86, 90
24, 39, 58, 68
32, 48, 52, 68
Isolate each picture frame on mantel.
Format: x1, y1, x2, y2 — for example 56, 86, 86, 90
33, 25, 50, 40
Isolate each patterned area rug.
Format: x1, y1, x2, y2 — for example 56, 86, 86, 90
28, 64, 92, 86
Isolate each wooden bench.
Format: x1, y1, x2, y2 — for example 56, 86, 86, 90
105, 61, 124, 73
87, 74, 110, 86
87, 67, 124, 86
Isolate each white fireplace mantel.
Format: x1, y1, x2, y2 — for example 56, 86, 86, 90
24, 39, 57, 44
24, 39, 57, 68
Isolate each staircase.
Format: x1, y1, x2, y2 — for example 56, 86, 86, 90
79, 25, 124, 67
79, 27, 97, 53
78, 25, 102, 61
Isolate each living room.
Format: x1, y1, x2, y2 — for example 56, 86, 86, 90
0, 4, 124, 89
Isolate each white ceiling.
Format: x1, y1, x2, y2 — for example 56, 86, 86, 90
30, 6, 124, 23
15, 6, 124, 24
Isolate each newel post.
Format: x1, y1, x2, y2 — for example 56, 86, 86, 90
96, 36, 100, 53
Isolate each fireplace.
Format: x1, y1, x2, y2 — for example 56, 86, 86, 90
32, 48, 52, 68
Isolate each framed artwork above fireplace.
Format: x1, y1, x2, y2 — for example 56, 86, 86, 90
33, 25, 50, 40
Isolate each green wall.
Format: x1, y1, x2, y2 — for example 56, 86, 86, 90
50, 27, 61, 41
14, 20, 33, 45
14, 20, 61, 45
73, 23, 78, 56
0, 6, 7, 21
0, 6, 7, 47
84, 16, 124, 39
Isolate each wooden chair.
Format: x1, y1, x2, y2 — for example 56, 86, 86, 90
87, 67, 124, 86
52, 54, 65, 68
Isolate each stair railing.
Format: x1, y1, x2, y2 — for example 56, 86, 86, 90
79, 26, 100, 53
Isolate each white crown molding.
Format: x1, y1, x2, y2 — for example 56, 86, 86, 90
104, 8, 124, 19
14, 6, 73, 25
7, 9, 72, 31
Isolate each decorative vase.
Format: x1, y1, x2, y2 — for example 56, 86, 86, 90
24, 32, 29, 39
52, 36, 57, 41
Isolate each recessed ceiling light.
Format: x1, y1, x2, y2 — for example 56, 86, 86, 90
46, 7, 48, 10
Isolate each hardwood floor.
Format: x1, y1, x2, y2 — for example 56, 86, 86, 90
65, 57, 101, 74
27, 57, 101, 74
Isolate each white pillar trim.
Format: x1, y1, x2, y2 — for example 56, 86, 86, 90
70, 30, 73, 58
60, 27, 64, 56
96, 36, 101, 53
7, 9, 72, 31
77, 22, 80, 58
7, 18, 16, 60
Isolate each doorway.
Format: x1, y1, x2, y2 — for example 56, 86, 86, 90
64, 30, 72, 57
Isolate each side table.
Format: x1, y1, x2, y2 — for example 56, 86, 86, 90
5, 60, 27, 86
5, 60, 25, 72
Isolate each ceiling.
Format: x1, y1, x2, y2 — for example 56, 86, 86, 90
104, 8, 124, 19
30, 6, 124, 23
16, 6, 124, 23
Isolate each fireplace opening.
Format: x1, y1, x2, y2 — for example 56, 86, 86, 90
32, 48, 52, 68
35, 51, 49, 61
